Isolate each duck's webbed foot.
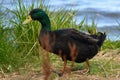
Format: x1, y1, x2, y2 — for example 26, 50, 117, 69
80, 59, 90, 74
73, 59, 90, 74
80, 68, 90, 74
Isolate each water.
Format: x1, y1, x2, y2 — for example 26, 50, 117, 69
1, 0, 120, 40
47, 0, 120, 27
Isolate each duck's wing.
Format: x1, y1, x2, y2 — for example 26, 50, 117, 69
52, 28, 98, 44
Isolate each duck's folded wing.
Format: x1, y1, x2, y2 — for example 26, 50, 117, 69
71, 29, 98, 44
52, 28, 98, 44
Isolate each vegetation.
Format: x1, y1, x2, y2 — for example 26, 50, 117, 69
0, 0, 120, 79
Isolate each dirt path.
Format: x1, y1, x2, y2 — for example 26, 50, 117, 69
0, 49, 120, 80
0, 71, 119, 80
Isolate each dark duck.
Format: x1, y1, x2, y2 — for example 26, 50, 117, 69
23, 8, 106, 74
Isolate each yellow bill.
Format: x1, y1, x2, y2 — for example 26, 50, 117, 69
22, 15, 32, 25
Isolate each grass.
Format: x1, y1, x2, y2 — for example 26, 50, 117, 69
0, 0, 120, 79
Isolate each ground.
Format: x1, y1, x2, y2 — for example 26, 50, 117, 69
0, 49, 120, 80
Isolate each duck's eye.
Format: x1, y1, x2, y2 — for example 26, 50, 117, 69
27, 16, 31, 19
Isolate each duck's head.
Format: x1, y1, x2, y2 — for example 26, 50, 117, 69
23, 8, 50, 25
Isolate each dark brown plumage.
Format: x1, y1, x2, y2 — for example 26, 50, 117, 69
23, 8, 106, 74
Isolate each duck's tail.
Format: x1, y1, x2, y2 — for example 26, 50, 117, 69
90, 32, 106, 48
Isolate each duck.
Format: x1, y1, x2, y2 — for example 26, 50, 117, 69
23, 8, 106, 74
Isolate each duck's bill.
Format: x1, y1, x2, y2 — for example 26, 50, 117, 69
22, 16, 32, 25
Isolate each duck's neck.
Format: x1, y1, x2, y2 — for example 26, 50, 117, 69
41, 23, 51, 31
39, 15, 51, 32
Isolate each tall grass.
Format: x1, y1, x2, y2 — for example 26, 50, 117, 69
0, 0, 41, 73
0, 0, 78, 73
0, 0, 119, 75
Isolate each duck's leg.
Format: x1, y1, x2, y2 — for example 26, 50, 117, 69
80, 59, 90, 74
58, 50, 67, 74
55, 55, 67, 76
70, 56, 75, 71
51, 55, 67, 76
68, 43, 76, 71
61, 55, 67, 73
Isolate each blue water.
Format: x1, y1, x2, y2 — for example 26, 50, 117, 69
47, 0, 120, 27
1, 0, 120, 40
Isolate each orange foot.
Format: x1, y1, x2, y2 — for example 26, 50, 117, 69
80, 68, 90, 74
51, 69, 64, 76
72, 68, 89, 74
